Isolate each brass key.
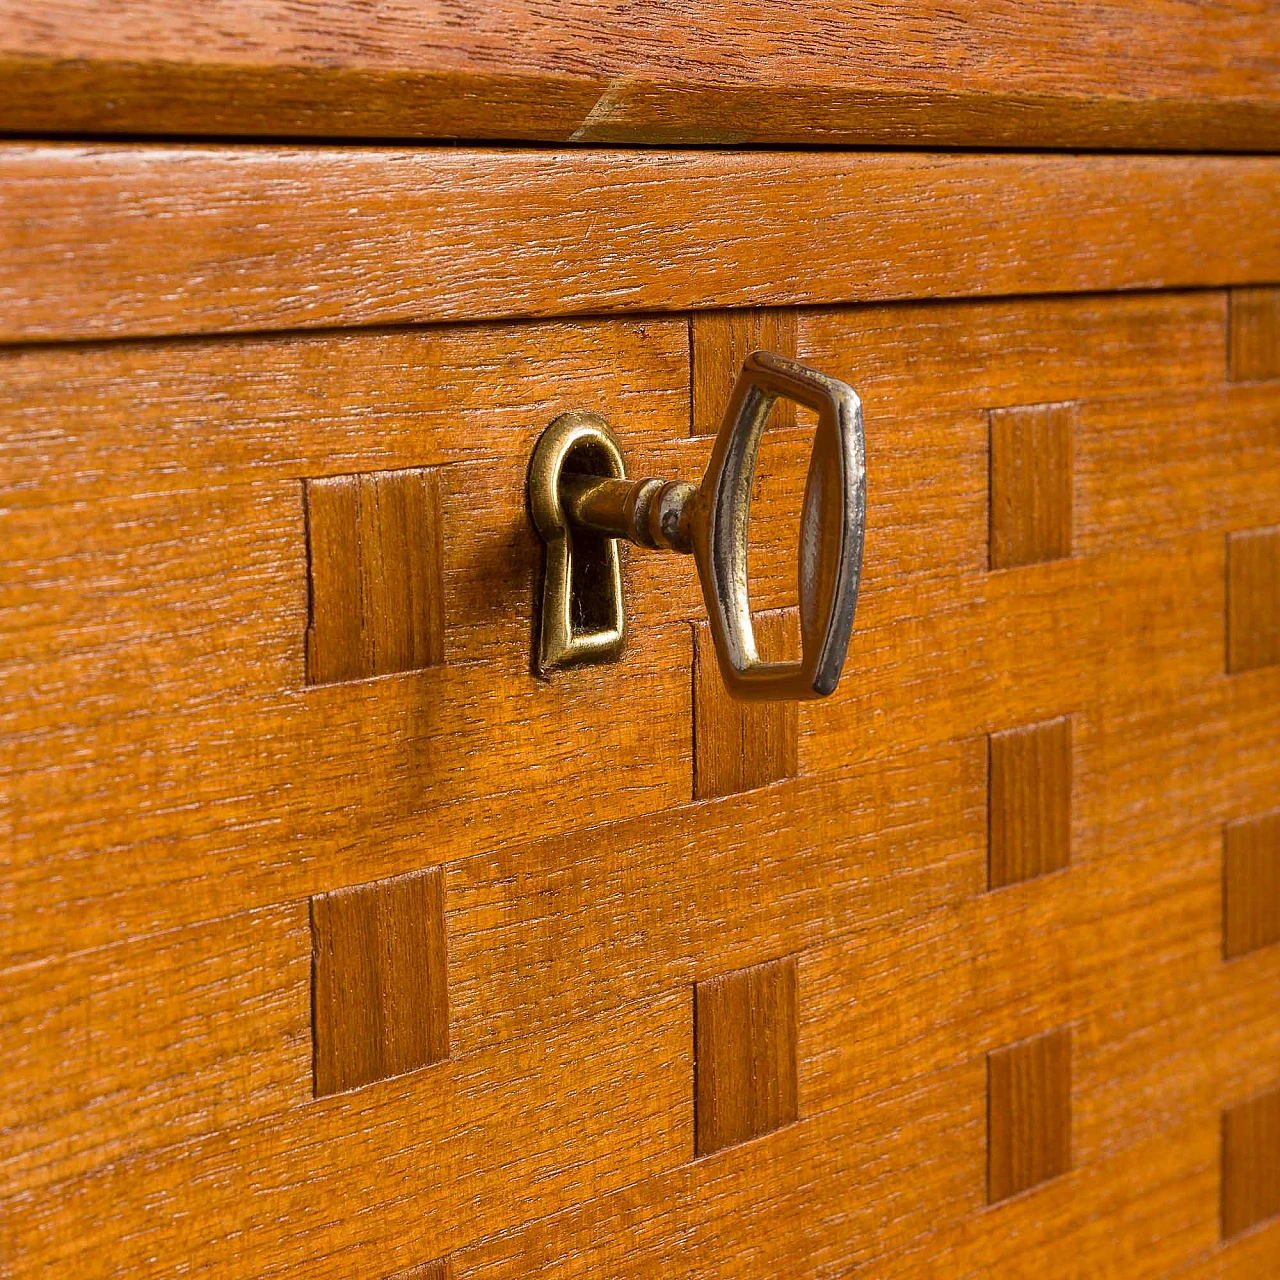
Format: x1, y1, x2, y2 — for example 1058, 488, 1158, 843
527, 351, 865, 701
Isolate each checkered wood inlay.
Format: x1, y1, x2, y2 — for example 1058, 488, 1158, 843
5, 286, 1280, 1277
988, 716, 1073, 889
304, 466, 446, 685
987, 1027, 1073, 1203
694, 955, 799, 1155
1222, 1084, 1280, 1240
311, 867, 450, 1095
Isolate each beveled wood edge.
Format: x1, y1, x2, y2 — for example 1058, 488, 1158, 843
3, 57, 1280, 152
2, 146, 1278, 346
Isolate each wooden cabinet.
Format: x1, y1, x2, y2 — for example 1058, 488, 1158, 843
2, 14, 1279, 1278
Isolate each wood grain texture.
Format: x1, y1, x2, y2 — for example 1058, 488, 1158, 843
311, 867, 449, 1096
0, 317, 694, 966
1230, 287, 1280, 382
1074, 385, 1280, 557
695, 956, 798, 1156
448, 798, 1280, 1278
385, 1255, 450, 1280
2, 596, 1277, 1270
1224, 813, 1280, 962
306, 468, 445, 685
988, 1027, 1072, 1203
3, 991, 693, 1276
1227, 527, 1280, 674
799, 290, 1229, 424
4, 148, 1280, 344
988, 717, 1073, 890
1223, 1085, 1280, 1240
0, 904, 311, 1191
0, 3, 1278, 149
5, 283, 1280, 1276
1181, 1224, 1280, 1280
690, 308, 796, 438
442, 665, 1272, 1274
989, 402, 1075, 570
457, 1125, 1226, 1280
0, 296, 1264, 961
693, 608, 798, 800
0, 733, 981, 1208
3, 295, 1272, 962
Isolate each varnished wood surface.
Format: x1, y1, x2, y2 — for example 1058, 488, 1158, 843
305, 468, 446, 685
3, 148, 1280, 344
311, 868, 450, 1097
987, 1027, 1072, 1204
3, 276, 1280, 1275
0, 2, 1278, 150
988, 717, 1073, 890
5, 290, 1257, 959
1222, 1086, 1280, 1240
694, 956, 799, 1156
1223, 813, 1280, 962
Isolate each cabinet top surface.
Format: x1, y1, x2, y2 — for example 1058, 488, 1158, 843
1, 0, 1278, 150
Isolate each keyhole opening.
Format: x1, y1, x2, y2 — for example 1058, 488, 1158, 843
562, 440, 622, 638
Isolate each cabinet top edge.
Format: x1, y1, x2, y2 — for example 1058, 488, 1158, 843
0, 0, 1278, 155
1, 147, 1277, 347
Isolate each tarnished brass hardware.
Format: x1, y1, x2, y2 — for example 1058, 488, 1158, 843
528, 351, 865, 700
559, 474, 698, 553
527, 410, 627, 673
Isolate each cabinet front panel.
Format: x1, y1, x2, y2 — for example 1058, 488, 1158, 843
2, 151, 1279, 1278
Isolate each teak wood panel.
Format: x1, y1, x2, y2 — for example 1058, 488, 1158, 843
987, 1027, 1073, 1203
1, 2, 1278, 150
988, 716, 1073, 890
1223, 813, 1280, 962
311, 867, 450, 1096
4, 293, 1259, 958
4, 149, 1280, 344
304, 467, 447, 684
1229, 287, 1280, 383
4, 277, 1280, 1278
988, 402, 1075, 570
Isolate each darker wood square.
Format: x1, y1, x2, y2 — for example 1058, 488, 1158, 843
1229, 287, 1280, 382
311, 867, 450, 1096
695, 956, 799, 1156
1223, 1085, 1280, 1239
1224, 812, 1280, 960
1227, 527, 1280, 674
693, 608, 799, 800
988, 716, 1073, 890
989, 402, 1075, 570
690, 307, 797, 438
305, 467, 445, 684
988, 1027, 1072, 1203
